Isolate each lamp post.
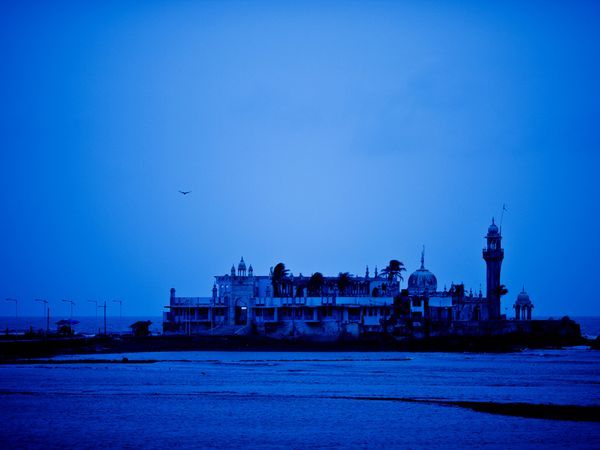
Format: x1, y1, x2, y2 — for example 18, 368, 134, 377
35, 299, 49, 334
113, 299, 122, 335
100, 300, 107, 335
62, 299, 75, 324
88, 300, 98, 334
5, 298, 18, 332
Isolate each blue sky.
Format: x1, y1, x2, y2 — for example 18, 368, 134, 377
1, 1, 599, 317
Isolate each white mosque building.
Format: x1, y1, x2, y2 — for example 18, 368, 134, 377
163, 220, 534, 339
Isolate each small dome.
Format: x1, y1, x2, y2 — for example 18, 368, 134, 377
407, 248, 438, 295
488, 218, 499, 235
515, 288, 532, 305
238, 257, 246, 271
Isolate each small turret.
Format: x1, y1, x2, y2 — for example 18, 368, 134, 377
248, 265, 254, 277
231, 264, 236, 277
238, 257, 247, 276
365, 265, 369, 279
514, 286, 534, 320
212, 283, 218, 300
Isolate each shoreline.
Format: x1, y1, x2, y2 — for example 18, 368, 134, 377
0, 333, 594, 361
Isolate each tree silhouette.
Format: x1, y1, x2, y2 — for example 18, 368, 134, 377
497, 284, 509, 297
451, 283, 465, 298
337, 272, 352, 296
380, 259, 406, 284
271, 262, 289, 297
308, 272, 325, 296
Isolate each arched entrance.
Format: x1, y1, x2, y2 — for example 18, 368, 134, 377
235, 299, 248, 325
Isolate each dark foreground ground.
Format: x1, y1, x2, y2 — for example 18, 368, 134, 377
0, 330, 593, 362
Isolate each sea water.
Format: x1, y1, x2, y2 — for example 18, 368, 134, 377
0, 348, 599, 449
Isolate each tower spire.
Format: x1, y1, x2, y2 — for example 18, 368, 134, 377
420, 245, 425, 269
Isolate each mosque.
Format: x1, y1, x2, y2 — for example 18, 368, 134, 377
163, 220, 535, 339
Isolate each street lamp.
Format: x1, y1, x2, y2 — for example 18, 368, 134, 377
113, 300, 122, 334
35, 299, 49, 334
5, 298, 18, 333
88, 300, 99, 335
99, 300, 107, 335
62, 299, 75, 321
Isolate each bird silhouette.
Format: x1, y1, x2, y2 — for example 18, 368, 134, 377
179, 191, 192, 195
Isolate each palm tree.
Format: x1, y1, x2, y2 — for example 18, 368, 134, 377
271, 262, 289, 297
337, 272, 352, 296
337, 272, 352, 295
308, 272, 325, 296
450, 283, 465, 298
496, 284, 508, 298
380, 259, 406, 284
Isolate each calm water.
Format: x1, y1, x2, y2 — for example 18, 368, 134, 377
1, 349, 599, 449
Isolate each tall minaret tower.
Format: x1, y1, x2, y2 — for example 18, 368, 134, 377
482, 218, 504, 319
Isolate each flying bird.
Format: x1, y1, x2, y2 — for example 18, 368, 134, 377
179, 190, 192, 195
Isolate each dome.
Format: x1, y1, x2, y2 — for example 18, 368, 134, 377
407, 249, 438, 295
408, 269, 438, 295
238, 257, 246, 271
488, 218, 499, 235
515, 287, 532, 305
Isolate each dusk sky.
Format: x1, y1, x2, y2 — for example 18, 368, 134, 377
1, 1, 599, 317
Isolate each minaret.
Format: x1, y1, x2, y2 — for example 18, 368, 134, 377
482, 218, 504, 319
